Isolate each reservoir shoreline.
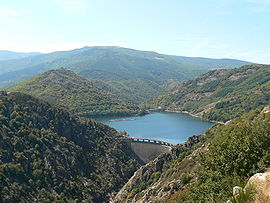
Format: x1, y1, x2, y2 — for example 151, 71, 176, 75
91, 112, 214, 144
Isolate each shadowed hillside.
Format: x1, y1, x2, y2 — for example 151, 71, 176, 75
0, 92, 141, 202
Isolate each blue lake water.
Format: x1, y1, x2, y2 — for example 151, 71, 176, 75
92, 112, 214, 144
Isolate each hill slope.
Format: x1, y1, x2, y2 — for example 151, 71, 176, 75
0, 50, 41, 61
113, 106, 270, 202
0, 92, 141, 202
146, 64, 270, 122
6, 68, 143, 116
0, 46, 251, 103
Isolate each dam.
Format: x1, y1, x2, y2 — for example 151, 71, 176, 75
123, 137, 176, 163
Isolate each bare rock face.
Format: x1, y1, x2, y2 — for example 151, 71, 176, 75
247, 172, 270, 203
227, 172, 270, 203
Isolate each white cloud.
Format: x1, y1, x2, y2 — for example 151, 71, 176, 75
0, 7, 23, 17
0, 7, 25, 25
248, 0, 270, 4
223, 49, 270, 64
53, 0, 87, 13
191, 40, 208, 57
0, 17, 22, 25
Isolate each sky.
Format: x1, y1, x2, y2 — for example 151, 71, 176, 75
0, 0, 270, 63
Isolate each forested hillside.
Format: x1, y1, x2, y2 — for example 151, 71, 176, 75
146, 64, 270, 122
6, 68, 144, 116
113, 106, 270, 202
0, 46, 250, 103
0, 92, 141, 202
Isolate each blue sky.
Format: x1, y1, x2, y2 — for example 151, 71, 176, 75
0, 0, 270, 63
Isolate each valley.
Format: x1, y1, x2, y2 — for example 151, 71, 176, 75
0, 46, 251, 104
1, 0, 270, 202
0, 47, 269, 203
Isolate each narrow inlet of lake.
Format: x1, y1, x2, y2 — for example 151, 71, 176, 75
91, 112, 214, 144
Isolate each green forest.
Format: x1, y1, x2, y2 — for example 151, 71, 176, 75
0, 57, 269, 203
146, 64, 270, 122
6, 69, 145, 116
0, 92, 141, 202
0, 46, 250, 104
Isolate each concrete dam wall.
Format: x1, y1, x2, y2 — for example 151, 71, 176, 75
128, 142, 171, 163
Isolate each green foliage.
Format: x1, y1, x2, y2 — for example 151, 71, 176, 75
0, 46, 250, 103
0, 92, 141, 202
147, 64, 270, 122
92, 78, 164, 104
6, 68, 145, 116
231, 184, 255, 203
189, 108, 270, 202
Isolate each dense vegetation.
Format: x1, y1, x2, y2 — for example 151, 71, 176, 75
146, 64, 270, 122
114, 106, 270, 202
0, 92, 141, 202
6, 68, 144, 116
188, 106, 270, 202
0, 46, 250, 103
91, 78, 164, 104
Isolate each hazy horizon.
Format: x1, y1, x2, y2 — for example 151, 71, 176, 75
1, 0, 270, 63
0, 45, 258, 64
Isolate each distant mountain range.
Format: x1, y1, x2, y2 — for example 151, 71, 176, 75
0, 46, 251, 103
146, 64, 270, 122
0, 50, 41, 61
6, 68, 144, 116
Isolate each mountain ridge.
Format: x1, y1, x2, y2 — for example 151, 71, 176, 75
6, 68, 144, 116
145, 64, 270, 122
0, 46, 251, 103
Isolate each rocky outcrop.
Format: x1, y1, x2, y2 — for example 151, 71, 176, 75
228, 171, 270, 203
247, 172, 270, 202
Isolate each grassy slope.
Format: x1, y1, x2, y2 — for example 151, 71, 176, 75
6, 68, 143, 116
146, 64, 270, 122
0, 92, 141, 202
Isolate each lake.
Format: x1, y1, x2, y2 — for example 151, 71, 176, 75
92, 112, 214, 144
